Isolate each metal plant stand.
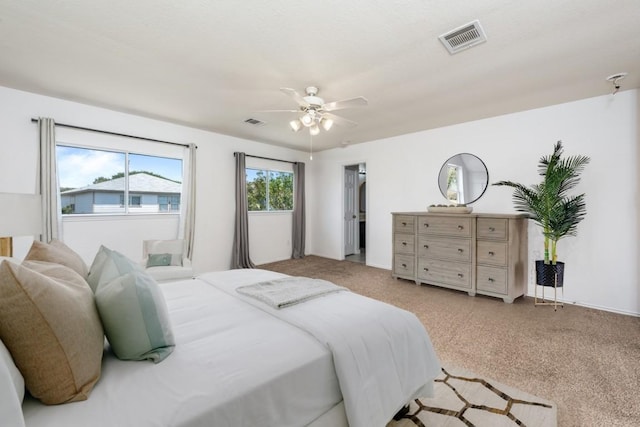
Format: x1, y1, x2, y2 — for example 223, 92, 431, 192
534, 272, 563, 311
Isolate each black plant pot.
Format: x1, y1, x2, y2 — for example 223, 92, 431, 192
536, 260, 564, 287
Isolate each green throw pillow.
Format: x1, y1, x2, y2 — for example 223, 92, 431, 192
87, 246, 141, 292
146, 253, 172, 267
95, 269, 175, 363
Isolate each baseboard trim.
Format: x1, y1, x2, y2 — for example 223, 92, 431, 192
366, 262, 388, 270
525, 292, 640, 317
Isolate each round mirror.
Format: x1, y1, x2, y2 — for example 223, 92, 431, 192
438, 153, 488, 204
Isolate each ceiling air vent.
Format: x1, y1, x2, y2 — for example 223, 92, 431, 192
439, 20, 487, 54
244, 118, 266, 126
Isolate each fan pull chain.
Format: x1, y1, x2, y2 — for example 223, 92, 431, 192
309, 132, 313, 160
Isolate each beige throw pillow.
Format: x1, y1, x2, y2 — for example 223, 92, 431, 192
25, 239, 89, 278
0, 260, 104, 405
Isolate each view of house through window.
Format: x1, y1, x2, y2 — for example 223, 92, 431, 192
246, 168, 293, 211
57, 145, 182, 215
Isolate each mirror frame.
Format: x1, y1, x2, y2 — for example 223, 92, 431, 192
437, 153, 489, 204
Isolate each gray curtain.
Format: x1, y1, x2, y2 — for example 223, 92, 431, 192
232, 152, 255, 269
38, 117, 61, 242
179, 143, 197, 260
292, 162, 305, 258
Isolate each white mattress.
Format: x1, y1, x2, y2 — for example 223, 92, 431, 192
23, 277, 342, 427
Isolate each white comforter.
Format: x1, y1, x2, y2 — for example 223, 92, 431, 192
23, 277, 342, 427
200, 269, 441, 427
22, 269, 440, 427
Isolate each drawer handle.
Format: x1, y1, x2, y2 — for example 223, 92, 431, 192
423, 267, 429, 272
488, 251, 495, 256
457, 225, 464, 230
402, 222, 407, 226
423, 244, 429, 249
457, 273, 464, 278
488, 277, 495, 282
402, 263, 407, 268
489, 227, 495, 232
424, 223, 429, 228
402, 241, 407, 246
457, 248, 464, 253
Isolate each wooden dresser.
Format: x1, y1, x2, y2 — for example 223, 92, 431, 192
392, 212, 527, 303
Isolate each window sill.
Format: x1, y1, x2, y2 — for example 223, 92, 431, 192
62, 213, 180, 222
248, 210, 293, 216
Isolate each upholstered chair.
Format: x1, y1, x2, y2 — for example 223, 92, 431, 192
142, 239, 194, 282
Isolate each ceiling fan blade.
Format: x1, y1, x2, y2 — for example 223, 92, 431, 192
323, 112, 358, 128
323, 96, 368, 112
280, 88, 309, 107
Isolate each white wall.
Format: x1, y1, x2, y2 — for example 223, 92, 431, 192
0, 86, 310, 271
2, 84, 637, 315
310, 90, 639, 316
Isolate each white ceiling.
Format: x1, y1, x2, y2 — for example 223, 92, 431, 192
1, 0, 638, 152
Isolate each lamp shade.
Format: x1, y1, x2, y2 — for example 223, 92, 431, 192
321, 118, 334, 131
300, 113, 313, 127
309, 124, 320, 136
289, 119, 302, 132
0, 193, 42, 237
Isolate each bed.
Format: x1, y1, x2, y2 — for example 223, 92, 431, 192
5, 259, 440, 427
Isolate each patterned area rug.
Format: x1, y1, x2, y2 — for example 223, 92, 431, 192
388, 366, 556, 427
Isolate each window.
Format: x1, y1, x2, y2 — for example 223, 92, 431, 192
159, 195, 180, 212
57, 145, 182, 215
246, 168, 293, 211
119, 194, 142, 207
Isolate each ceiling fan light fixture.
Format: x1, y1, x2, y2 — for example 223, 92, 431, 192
309, 123, 320, 136
321, 118, 334, 131
289, 119, 302, 132
301, 112, 314, 127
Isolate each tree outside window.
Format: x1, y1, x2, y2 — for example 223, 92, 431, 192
246, 168, 293, 211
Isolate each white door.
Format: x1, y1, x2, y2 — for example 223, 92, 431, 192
344, 168, 358, 256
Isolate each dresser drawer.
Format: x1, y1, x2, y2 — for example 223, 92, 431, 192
477, 266, 508, 294
394, 215, 415, 233
477, 241, 507, 266
418, 216, 472, 237
393, 254, 415, 277
477, 218, 508, 240
394, 233, 415, 255
418, 236, 471, 262
417, 259, 471, 289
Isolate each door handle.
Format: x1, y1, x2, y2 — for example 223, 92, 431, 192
352, 215, 357, 219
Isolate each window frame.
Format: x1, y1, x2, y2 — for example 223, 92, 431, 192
246, 167, 294, 213
56, 142, 183, 217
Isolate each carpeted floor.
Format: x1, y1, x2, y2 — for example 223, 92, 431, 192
259, 256, 640, 427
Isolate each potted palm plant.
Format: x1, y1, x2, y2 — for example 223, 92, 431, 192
493, 141, 590, 287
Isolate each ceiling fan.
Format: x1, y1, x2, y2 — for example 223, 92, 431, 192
263, 86, 368, 135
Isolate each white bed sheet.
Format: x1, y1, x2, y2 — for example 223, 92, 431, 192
200, 269, 441, 427
22, 278, 342, 427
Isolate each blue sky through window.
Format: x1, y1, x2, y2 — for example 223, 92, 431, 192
57, 146, 182, 189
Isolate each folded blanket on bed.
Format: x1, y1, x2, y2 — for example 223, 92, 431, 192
236, 277, 347, 308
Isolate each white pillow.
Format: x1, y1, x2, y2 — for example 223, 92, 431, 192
0, 338, 26, 427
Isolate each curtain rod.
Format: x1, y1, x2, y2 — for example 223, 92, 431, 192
234, 152, 297, 165
30, 118, 195, 149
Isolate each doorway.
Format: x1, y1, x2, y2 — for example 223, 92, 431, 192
344, 163, 366, 264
